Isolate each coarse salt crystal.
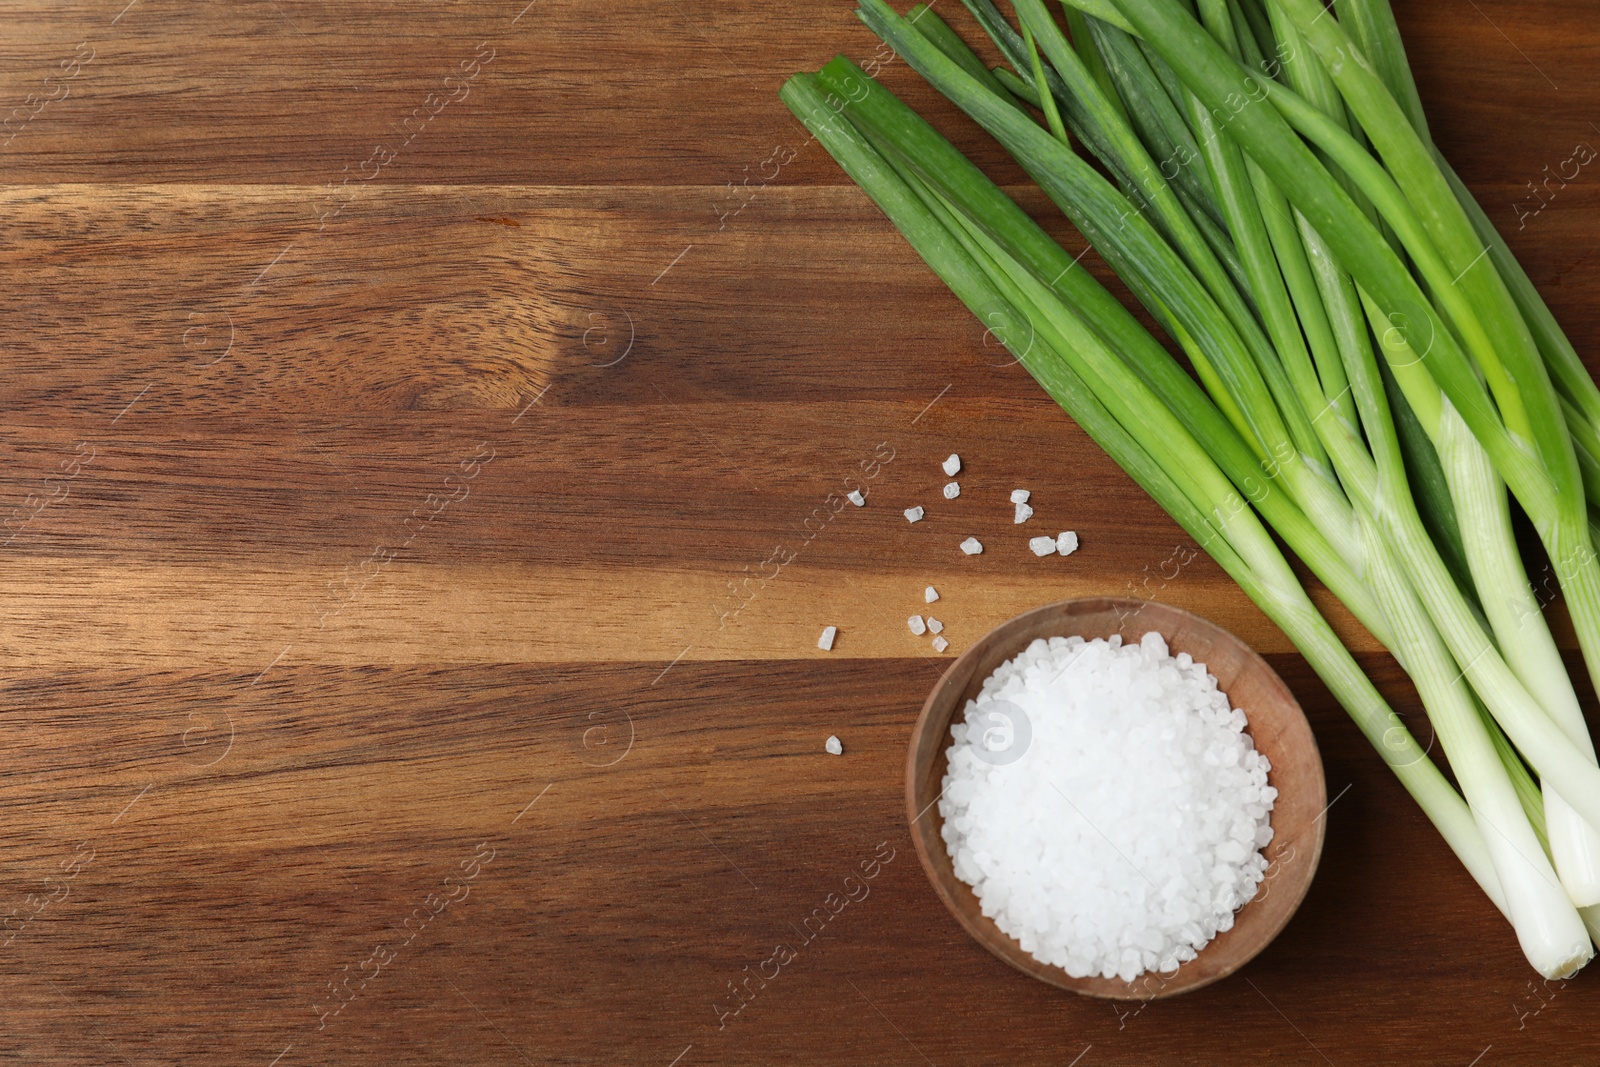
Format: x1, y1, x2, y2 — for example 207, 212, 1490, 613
1014, 502, 1034, 524
825, 735, 843, 755
904, 505, 925, 523
908, 614, 927, 635
943, 481, 961, 500
960, 537, 983, 555
817, 626, 837, 651
925, 586, 940, 603
847, 489, 866, 507
1011, 489, 1030, 504
1057, 530, 1080, 556
1029, 535, 1058, 557
942, 454, 961, 477
932, 636, 949, 653
927, 617, 943, 634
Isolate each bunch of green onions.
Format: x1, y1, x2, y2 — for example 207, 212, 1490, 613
782, 0, 1600, 978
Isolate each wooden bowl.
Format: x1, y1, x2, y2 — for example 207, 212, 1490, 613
906, 597, 1325, 1000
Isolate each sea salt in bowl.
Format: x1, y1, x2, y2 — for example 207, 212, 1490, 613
906, 597, 1325, 1000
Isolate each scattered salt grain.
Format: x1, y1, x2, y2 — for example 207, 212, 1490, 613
1057, 530, 1080, 556
908, 615, 928, 636
1029, 535, 1058, 557
904, 506, 925, 523
927, 617, 944, 634
1014, 502, 1034, 524
944, 481, 961, 500
817, 626, 837, 651
943, 454, 962, 477
940, 631, 1273, 982
932, 636, 949, 653
847, 489, 866, 507
1011, 489, 1030, 504
825, 735, 843, 756
925, 586, 940, 603
960, 537, 983, 555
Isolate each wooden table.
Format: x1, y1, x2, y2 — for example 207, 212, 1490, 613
0, 1, 1594, 1063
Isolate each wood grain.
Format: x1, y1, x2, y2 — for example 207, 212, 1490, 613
0, 0, 1595, 1063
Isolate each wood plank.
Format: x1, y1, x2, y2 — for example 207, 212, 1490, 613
0, 658, 1587, 1064
0, 1, 1592, 188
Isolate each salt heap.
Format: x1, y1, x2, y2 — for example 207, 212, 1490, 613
940, 632, 1274, 982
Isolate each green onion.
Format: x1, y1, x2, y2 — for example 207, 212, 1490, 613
787, 0, 1600, 977
1019, 22, 1069, 144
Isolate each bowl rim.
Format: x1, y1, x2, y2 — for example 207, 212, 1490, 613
904, 595, 1326, 1000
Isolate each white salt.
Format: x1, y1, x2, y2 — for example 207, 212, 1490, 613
847, 489, 866, 507
817, 626, 837, 651
944, 481, 961, 500
1014, 502, 1034, 524
904, 506, 925, 523
825, 735, 843, 756
908, 615, 927, 636
1029, 535, 1058, 557
1057, 531, 1079, 556
960, 537, 983, 555
940, 631, 1273, 983
932, 636, 949, 653
1011, 489, 1030, 504
943, 454, 961, 477
927, 617, 943, 634
925, 586, 940, 604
